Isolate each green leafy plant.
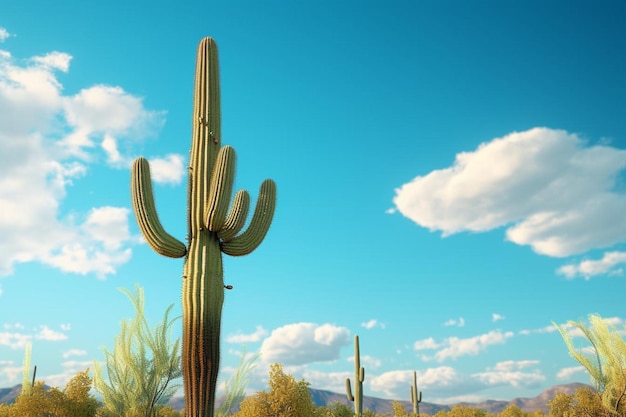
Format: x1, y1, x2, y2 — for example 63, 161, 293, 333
216, 349, 259, 417
130, 37, 276, 417
346, 335, 365, 416
554, 314, 626, 416
93, 285, 182, 417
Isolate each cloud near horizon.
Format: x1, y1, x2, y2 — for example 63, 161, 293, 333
557, 251, 626, 279
0, 31, 181, 278
260, 322, 351, 365
393, 127, 626, 259
415, 330, 514, 362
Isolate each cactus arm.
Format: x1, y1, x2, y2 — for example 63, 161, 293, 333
205, 146, 235, 231
221, 179, 276, 256
131, 157, 187, 258
346, 378, 354, 401
218, 190, 250, 241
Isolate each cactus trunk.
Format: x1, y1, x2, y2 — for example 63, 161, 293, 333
182, 233, 223, 416
410, 370, 422, 416
346, 335, 365, 416
131, 37, 276, 417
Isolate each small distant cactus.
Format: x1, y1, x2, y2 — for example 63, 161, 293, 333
130, 37, 276, 417
410, 370, 422, 416
346, 335, 365, 416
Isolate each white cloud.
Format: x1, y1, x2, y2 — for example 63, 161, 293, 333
0, 331, 32, 349
260, 322, 350, 365
414, 337, 440, 351
361, 319, 378, 329
226, 325, 268, 343
0, 28, 9, 42
32, 52, 72, 72
41, 207, 134, 278
360, 319, 385, 330
0, 42, 166, 277
393, 128, 626, 258
443, 317, 465, 327
492, 313, 505, 322
0, 361, 22, 383
434, 330, 514, 362
370, 367, 463, 399
35, 325, 68, 341
347, 354, 381, 369
518, 324, 556, 336
62, 348, 87, 359
472, 369, 545, 388
149, 154, 186, 185
62, 85, 165, 158
491, 360, 540, 372
558, 251, 626, 279
557, 366, 586, 380
369, 362, 544, 402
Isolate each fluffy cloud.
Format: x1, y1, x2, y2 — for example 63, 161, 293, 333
558, 251, 626, 279
0, 331, 32, 349
226, 325, 269, 343
557, 366, 586, 380
473, 360, 545, 389
370, 367, 467, 400
0, 38, 174, 277
393, 128, 626, 258
415, 330, 514, 362
260, 322, 350, 365
414, 337, 440, 351
0, 28, 9, 42
148, 154, 186, 185
0, 361, 22, 383
35, 325, 68, 341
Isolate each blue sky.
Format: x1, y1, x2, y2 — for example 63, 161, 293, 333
1, 0, 626, 406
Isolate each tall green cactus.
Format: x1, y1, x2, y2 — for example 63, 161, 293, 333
130, 37, 276, 417
346, 335, 365, 416
410, 370, 422, 416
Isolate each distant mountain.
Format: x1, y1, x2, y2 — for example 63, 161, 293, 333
0, 385, 22, 405
0, 382, 590, 414
304, 382, 588, 415
170, 381, 591, 414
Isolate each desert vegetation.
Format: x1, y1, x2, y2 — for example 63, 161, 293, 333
0, 308, 624, 416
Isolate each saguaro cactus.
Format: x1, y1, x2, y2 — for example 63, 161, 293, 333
410, 370, 422, 416
346, 335, 365, 416
131, 37, 276, 417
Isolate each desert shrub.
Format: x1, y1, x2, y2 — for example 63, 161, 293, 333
232, 363, 320, 417
93, 285, 181, 417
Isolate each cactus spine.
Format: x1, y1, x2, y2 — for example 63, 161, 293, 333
346, 335, 365, 416
130, 37, 276, 417
410, 370, 422, 416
